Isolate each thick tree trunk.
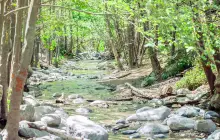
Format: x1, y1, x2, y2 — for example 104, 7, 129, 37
6, 0, 40, 139
127, 20, 136, 68
9, 0, 24, 88
148, 25, 162, 80
0, 0, 11, 120
197, 31, 216, 95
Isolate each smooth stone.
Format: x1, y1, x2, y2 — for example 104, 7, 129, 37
68, 94, 83, 100
75, 108, 92, 115
66, 115, 108, 140
23, 95, 40, 107
90, 100, 108, 108
41, 114, 61, 127
175, 106, 199, 117
19, 121, 49, 138
126, 106, 171, 122
207, 129, 220, 140
52, 93, 62, 98
20, 104, 35, 121
136, 106, 152, 113
167, 116, 196, 131
129, 133, 141, 139
116, 118, 126, 124
204, 111, 220, 119
138, 123, 169, 135
121, 130, 136, 135
34, 106, 56, 121
72, 98, 86, 104
194, 120, 216, 133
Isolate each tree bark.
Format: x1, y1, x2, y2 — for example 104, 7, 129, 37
6, 0, 40, 139
104, 2, 123, 70
0, 0, 11, 120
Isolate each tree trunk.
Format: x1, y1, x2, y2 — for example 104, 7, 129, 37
9, 0, 25, 88
0, 0, 11, 120
148, 25, 162, 80
6, 0, 40, 139
104, 2, 123, 70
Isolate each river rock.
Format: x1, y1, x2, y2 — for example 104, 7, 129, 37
207, 129, 220, 140
148, 99, 164, 107
90, 100, 109, 108
210, 93, 220, 109
19, 121, 49, 138
34, 106, 56, 121
116, 118, 126, 124
52, 93, 62, 98
129, 133, 141, 139
204, 111, 220, 119
20, 104, 35, 121
66, 115, 108, 140
194, 120, 216, 133
175, 106, 199, 117
138, 123, 169, 135
167, 116, 196, 131
136, 106, 152, 113
73, 98, 86, 104
35, 135, 62, 140
176, 88, 191, 95
68, 94, 83, 100
23, 95, 40, 107
41, 114, 61, 127
76, 108, 92, 115
126, 106, 171, 122
121, 130, 136, 135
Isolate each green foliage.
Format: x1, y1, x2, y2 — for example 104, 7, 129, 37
175, 65, 207, 90
52, 56, 65, 67
162, 55, 193, 80
141, 72, 157, 87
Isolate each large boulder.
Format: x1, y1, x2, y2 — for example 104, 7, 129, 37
19, 121, 49, 138
66, 115, 108, 140
194, 120, 216, 133
23, 95, 40, 107
207, 129, 220, 140
126, 106, 171, 122
34, 106, 56, 121
20, 104, 35, 121
175, 106, 200, 117
176, 88, 191, 95
167, 116, 196, 131
76, 108, 92, 115
72, 98, 86, 104
41, 114, 61, 127
138, 123, 169, 135
35, 135, 62, 140
136, 106, 152, 113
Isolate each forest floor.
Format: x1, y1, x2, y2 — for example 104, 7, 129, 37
23, 59, 220, 140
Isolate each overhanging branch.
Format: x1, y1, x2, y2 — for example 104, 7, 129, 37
4, 4, 114, 17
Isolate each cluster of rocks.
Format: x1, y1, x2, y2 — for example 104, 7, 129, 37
113, 105, 220, 139
19, 95, 108, 140
28, 67, 75, 85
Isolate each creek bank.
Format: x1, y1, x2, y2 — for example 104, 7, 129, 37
16, 60, 220, 140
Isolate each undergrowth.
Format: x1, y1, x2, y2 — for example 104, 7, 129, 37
175, 65, 207, 90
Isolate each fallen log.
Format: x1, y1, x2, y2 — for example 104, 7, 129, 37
27, 122, 86, 140
116, 72, 131, 79
125, 83, 173, 99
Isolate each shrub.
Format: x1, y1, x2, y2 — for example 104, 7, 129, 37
175, 65, 207, 90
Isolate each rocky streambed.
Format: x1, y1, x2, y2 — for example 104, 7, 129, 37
19, 60, 220, 140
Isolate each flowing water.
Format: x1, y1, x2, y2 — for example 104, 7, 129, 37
36, 60, 199, 140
